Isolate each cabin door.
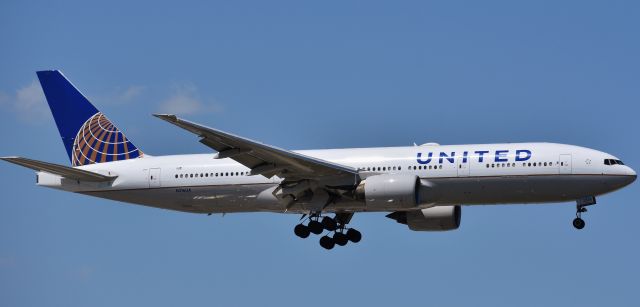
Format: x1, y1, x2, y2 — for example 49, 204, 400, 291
559, 154, 572, 175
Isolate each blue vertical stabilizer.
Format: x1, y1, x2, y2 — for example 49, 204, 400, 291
36, 70, 143, 166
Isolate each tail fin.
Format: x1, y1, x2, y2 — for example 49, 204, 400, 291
36, 70, 143, 166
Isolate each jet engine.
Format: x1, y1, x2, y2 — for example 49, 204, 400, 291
386, 206, 461, 231
355, 174, 420, 210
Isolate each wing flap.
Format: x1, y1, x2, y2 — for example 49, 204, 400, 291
1, 156, 117, 182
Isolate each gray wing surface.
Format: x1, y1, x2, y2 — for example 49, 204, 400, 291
153, 114, 359, 186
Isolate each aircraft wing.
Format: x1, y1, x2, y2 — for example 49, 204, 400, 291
0, 156, 117, 182
153, 114, 359, 186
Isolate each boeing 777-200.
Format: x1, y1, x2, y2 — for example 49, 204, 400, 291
2, 70, 636, 249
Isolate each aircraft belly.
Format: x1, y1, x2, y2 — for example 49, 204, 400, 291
80, 175, 631, 214
82, 184, 282, 214
430, 175, 625, 205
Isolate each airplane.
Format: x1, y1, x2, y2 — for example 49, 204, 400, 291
2, 70, 636, 250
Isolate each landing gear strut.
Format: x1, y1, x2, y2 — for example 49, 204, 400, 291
293, 212, 361, 249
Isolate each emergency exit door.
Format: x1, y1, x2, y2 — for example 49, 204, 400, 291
457, 156, 470, 177
149, 168, 161, 188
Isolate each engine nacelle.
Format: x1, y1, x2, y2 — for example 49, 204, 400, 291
356, 174, 420, 209
386, 206, 462, 231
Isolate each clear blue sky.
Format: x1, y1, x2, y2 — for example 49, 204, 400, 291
1, 1, 639, 306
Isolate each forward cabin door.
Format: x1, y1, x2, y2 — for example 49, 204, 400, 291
559, 154, 572, 174
457, 156, 470, 177
149, 168, 161, 188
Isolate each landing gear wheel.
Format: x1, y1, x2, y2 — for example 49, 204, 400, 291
308, 220, 324, 235
346, 228, 362, 243
321, 217, 337, 231
294, 224, 310, 238
319, 236, 335, 250
333, 232, 348, 246
573, 217, 585, 230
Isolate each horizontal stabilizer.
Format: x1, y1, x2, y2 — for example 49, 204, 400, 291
0, 156, 117, 182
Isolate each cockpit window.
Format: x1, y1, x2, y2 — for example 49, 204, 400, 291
605, 159, 625, 165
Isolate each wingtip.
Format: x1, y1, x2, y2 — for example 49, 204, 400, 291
152, 114, 178, 122
0, 156, 20, 161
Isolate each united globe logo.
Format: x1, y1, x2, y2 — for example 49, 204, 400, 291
71, 112, 143, 166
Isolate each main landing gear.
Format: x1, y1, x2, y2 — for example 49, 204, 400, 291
294, 212, 361, 250
572, 196, 596, 230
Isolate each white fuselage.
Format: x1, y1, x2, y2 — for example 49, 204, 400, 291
36, 142, 636, 214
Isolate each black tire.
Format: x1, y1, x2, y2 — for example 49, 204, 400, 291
321, 217, 338, 231
573, 218, 586, 230
294, 224, 310, 238
319, 236, 335, 250
308, 220, 324, 235
346, 228, 362, 243
333, 232, 348, 246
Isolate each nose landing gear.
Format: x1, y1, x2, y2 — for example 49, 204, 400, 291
572, 196, 596, 230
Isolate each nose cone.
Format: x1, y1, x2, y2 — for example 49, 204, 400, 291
623, 166, 636, 185
629, 167, 637, 181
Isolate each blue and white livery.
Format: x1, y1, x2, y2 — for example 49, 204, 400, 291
2, 70, 636, 249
